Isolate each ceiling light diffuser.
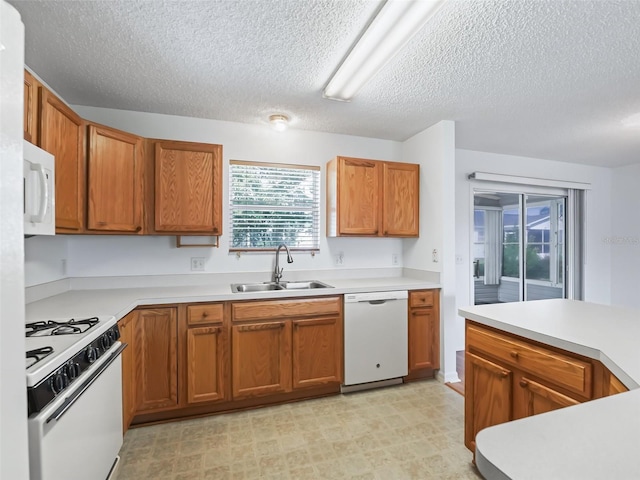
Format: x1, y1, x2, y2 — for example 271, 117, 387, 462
323, 0, 447, 102
269, 114, 289, 132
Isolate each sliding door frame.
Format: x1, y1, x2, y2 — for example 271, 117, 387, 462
470, 182, 572, 304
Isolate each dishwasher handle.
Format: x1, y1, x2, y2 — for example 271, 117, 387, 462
367, 299, 390, 305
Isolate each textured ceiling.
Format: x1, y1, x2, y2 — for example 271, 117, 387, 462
10, 0, 640, 167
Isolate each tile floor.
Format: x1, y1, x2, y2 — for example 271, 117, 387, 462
115, 380, 482, 479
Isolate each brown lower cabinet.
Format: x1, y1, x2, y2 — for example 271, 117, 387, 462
185, 303, 228, 405
118, 312, 137, 433
405, 289, 440, 381
231, 296, 343, 400
464, 320, 629, 453
232, 320, 292, 399
123, 296, 343, 428
134, 308, 179, 413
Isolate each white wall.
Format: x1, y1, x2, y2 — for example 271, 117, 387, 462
24, 236, 68, 287
32, 106, 407, 280
0, 2, 30, 478
610, 163, 640, 308
455, 149, 613, 353
402, 121, 458, 382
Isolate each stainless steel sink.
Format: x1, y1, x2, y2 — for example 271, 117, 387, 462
231, 282, 284, 293
231, 280, 332, 293
281, 280, 333, 290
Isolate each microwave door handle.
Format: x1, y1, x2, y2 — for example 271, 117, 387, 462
30, 163, 48, 224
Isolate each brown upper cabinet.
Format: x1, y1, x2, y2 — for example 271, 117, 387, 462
148, 140, 223, 235
39, 87, 85, 232
23, 70, 40, 144
87, 124, 144, 233
25, 69, 225, 237
326, 156, 419, 237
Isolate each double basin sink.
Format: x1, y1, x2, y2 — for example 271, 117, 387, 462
231, 280, 333, 293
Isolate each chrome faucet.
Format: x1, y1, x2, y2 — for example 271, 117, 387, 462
273, 244, 293, 284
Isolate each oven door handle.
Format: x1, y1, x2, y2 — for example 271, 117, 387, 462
46, 343, 126, 425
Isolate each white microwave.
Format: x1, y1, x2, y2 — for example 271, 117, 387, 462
23, 140, 55, 236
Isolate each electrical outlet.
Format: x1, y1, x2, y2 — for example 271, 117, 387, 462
455, 254, 464, 265
190, 257, 205, 271
432, 249, 439, 263
334, 252, 345, 266
391, 253, 399, 266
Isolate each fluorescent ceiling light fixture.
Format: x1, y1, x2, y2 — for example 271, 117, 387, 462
323, 0, 447, 101
622, 112, 640, 128
269, 114, 289, 132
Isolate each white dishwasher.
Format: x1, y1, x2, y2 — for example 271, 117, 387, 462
343, 290, 408, 392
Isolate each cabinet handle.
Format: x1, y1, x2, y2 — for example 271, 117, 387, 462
213, 227, 219, 233
500, 371, 509, 378
135, 226, 142, 232
202, 311, 208, 317
510, 351, 519, 359
383, 231, 388, 235
519, 379, 529, 388
374, 230, 379, 234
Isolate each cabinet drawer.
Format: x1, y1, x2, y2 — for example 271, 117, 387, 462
232, 297, 341, 322
467, 325, 592, 398
409, 290, 435, 308
187, 304, 224, 326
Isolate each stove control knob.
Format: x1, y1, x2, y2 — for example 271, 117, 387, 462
66, 362, 81, 380
100, 333, 112, 350
85, 346, 99, 364
50, 372, 67, 395
106, 329, 117, 343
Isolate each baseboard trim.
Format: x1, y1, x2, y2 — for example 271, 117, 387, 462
340, 377, 403, 393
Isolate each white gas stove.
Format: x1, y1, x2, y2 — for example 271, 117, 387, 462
25, 315, 124, 480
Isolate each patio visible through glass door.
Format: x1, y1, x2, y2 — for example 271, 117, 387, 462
473, 191, 566, 305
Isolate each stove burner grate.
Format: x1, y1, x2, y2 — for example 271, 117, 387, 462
26, 317, 99, 337
26, 346, 54, 368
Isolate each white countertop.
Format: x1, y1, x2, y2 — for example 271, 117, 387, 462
459, 299, 640, 480
26, 276, 439, 322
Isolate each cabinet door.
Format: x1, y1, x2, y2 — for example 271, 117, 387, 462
24, 70, 39, 143
337, 157, 380, 235
518, 377, 579, 417
292, 316, 342, 389
87, 124, 143, 232
118, 313, 137, 432
232, 321, 291, 399
39, 88, 85, 231
382, 162, 419, 237
135, 308, 178, 412
154, 140, 222, 234
465, 352, 513, 451
187, 326, 226, 404
408, 307, 439, 373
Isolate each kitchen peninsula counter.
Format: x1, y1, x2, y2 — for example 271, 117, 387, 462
26, 275, 440, 322
459, 299, 640, 480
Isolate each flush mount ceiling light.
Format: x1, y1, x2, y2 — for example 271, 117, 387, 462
269, 114, 289, 132
622, 112, 640, 128
323, 0, 447, 102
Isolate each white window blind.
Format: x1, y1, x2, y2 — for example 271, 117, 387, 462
229, 160, 320, 251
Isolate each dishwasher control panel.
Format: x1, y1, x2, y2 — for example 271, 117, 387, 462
344, 290, 408, 303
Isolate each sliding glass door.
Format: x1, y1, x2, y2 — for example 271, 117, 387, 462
473, 191, 566, 305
